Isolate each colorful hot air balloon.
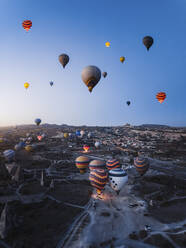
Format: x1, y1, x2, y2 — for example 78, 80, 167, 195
3, 149, 15, 161
143, 36, 154, 51
95, 141, 100, 148
35, 118, 41, 126
105, 41, 110, 47
134, 157, 149, 176
75, 156, 90, 174
24, 82, 29, 89
81, 66, 101, 93
64, 133, 69, 139
83, 145, 90, 153
156, 92, 166, 103
22, 20, 32, 31
106, 159, 121, 171
89, 159, 106, 170
120, 56, 125, 63
25, 145, 33, 152
89, 169, 108, 195
59, 54, 69, 68
109, 168, 128, 194
102, 72, 107, 78
50, 81, 54, 86
126, 101, 131, 106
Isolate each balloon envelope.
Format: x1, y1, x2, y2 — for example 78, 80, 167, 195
143, 36, 154, 51
75, 156, 90, 174
81, 66, 101, 93
120, 56, 125, 63
102, 72, 107, 78
109, 168, 128, 194
156, 92, 166, 103
89, 169, 108, 194
24, 82, 29, 89
89, 159, 106, 170
134, 157, 149, 176
3, 149, 15, 161
35, 118, 41, 126
59, 54, 69, 68
106, 159, 121, 170
22, 20, 32, 31
105, 41, 110, 47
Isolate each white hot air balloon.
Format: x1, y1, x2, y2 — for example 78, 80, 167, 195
80, 130, 85, 138
109, 168, 128, 195
95, 141, 100, 148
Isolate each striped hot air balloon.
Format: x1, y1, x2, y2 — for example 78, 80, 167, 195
106, 159, 121, 170
89, 159, 106, 171
3, 149, 15, 161
109, 168, 128, 194
22, 20, 32, 31
156, 92, 166, 103
89, 169, 108, 195
75, 156, 90, 174
134, 157, 149, 176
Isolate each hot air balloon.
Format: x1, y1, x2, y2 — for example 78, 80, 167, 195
81, 66, 101, 93
83, 145, 90, 153
126, 101, 131, 106
89, 169, 108, 195
35, 118, 41, 126
134, 157, 149, 176
109, 168, 128, 194
37, 135, 42, 141
105, 41, 110, 47
80, 130, 85, 137
120, 56, 125, 63
22, 20, 32, 31
87, 132, 92, 139
0, 138, 4, 143
25, 145, 33, 152
24, 82, 29, 89
3, 150, 15, 161
156, 92, 166, 103
76, 130, 81, 137
143, 36, 154, 51
102, 72, 107, 78
89, 159, 106, 170
106, 159, 121, 171
14, 144, 21, 151
64, 133, 69, 139
95, 141, 100, 148
75, 156, 90, 174
59, 54, 69, 68
50, 81, 54, 86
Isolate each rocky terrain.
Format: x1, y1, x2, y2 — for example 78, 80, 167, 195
0, 124, 185, 248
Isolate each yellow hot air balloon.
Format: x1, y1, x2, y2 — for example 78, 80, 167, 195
25, 145, 33, 152
105, 41, 110, 47
64, 133, 69, 139
120, 56, 125, 63
24, 82, 29, 89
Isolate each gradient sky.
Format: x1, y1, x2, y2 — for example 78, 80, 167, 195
0, 0, 186, 127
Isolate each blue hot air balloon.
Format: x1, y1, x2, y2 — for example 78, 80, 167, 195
50, 81, 54, 86
76, 130, 81, 137
3, 149, 15, 161
35, 118, 41, 126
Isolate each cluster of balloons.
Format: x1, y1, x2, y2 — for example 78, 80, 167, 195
75, 156, 128, 196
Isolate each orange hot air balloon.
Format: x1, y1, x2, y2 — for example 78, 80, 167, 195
22, 20, 32, 31
37, 136, 42, 141
83, 145, 90, 153
156, 92, 166, 103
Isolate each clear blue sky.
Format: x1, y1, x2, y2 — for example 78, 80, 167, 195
0, 0, 186, 127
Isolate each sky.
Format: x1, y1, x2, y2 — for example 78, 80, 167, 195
0, 0, 186, 127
